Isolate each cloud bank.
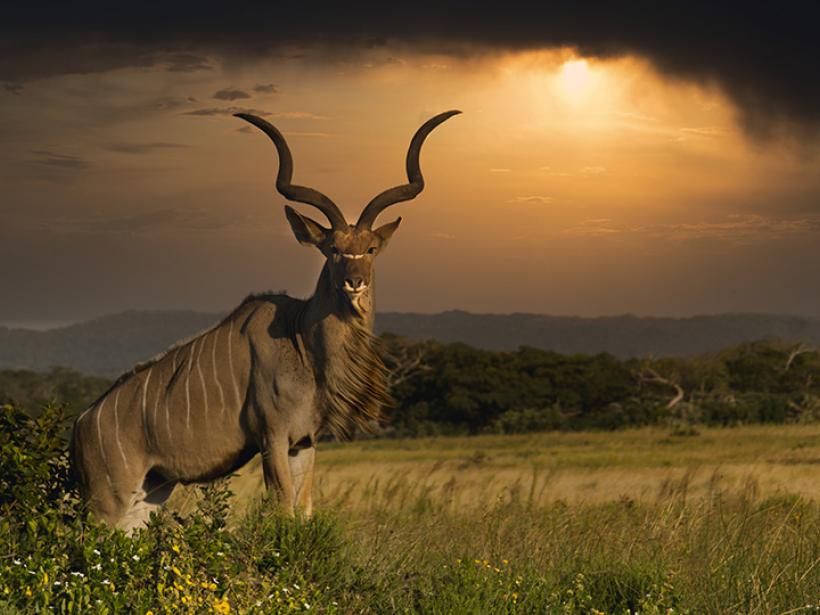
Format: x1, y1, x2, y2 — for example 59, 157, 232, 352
0, 4, 818, 139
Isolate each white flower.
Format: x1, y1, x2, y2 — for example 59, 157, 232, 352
303, 603, 310, 610
131, 555, 139, 561
293, 583, 300, 590
101, 579, 110, 585
93, 549, 100, 556
12, 559, 21, 566
91, 563, 102, 571
70, 572, 85, 578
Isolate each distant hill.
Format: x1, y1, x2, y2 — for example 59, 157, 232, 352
1, 309, 819, 377
378, 311, 820, 356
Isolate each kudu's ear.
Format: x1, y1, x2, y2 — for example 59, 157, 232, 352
285, 205, 328, 247
374, 217, 402, 247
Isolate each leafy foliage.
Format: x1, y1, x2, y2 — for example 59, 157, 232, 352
2, 339, 819, 441
383, 337, 820, 436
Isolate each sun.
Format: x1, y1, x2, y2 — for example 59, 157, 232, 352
560, 59, 591, 99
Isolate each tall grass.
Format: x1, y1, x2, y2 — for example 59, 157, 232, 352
2, 403, 819, 613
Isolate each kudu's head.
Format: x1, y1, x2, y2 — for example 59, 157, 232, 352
235, 111, 460, 304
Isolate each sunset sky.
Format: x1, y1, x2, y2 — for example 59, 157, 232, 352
2, 5, 820, 327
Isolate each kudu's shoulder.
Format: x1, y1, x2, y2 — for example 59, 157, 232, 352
231, 292, 306, 340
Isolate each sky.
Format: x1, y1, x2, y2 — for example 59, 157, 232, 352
2, 4, 820, 327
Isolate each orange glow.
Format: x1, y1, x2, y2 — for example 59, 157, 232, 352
559, 59, 591, 100
2, 48, 819, 319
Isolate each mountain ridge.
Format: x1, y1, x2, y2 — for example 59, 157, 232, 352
2, 309, 819, 377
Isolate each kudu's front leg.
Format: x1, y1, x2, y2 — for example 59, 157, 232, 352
261, 433, 295, 515
288, 446, 315, 517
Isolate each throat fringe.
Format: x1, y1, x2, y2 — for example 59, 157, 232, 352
320, 319, 392, 440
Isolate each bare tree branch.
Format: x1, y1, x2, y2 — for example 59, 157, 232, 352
635, 366, 685, 410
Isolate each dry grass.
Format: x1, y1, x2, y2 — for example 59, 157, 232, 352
212, 424, 820, 513
163, 425, 820, 613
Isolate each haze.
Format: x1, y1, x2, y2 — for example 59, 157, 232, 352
3, 46, 820, 326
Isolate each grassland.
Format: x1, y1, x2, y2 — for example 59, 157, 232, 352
166, 425, 820, 613
5, 408, 820, 613
221, 424, 820, 512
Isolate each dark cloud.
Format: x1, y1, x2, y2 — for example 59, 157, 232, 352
153, 96, 193, 111
252, 83, 277, 94
104, 142, 188, 154
30, 150, 90, 170
1, 4, 819, 139
3, 82, 23, 95
183, 106, 271, 117
213, 87, 251, 101
159, 52, 212, 73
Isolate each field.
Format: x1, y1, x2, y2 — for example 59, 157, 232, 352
224, 424, 820, 511
5, 405, 820, 614
168, 425, 819, 613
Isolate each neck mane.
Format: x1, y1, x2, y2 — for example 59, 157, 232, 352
302, 264, 391, 439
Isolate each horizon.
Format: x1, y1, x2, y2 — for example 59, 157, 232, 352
3, 306, 819, 333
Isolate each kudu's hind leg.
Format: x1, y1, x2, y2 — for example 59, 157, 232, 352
118, 471, 177, 534
288, 446, 315, 516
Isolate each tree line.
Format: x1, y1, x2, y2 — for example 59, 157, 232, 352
2, 336, 818, 437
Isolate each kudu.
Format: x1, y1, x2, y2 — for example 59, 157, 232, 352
71, 110, 460, 531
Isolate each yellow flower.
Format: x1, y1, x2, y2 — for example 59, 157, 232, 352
171, 544, 181, 554
181, 595, 190, 605
502, 559, 509, 565
24, 587, 32, 598
172, 566, 182, 576
42, 573, 49, 586
213, 596, 231, 614
146, 611, 155, 615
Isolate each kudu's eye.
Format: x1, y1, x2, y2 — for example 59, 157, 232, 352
367, 247, 377, 254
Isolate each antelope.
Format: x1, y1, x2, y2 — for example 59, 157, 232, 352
70, 110, 460, 531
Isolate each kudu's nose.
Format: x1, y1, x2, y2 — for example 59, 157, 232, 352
344, 277, 365, 291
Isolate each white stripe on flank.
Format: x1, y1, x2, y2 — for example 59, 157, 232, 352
141, 368, 153, 449
77, 404, 93, 423
185, 339, 196, 430
165, 350, 179, 442
113, 388, 129, 471
212, 327, 226, 414
228, 320, 241, 409
164, 394, 172, 442
195, 336, 209, 425
95, 398, 113, 488
152, 367, 161, 448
